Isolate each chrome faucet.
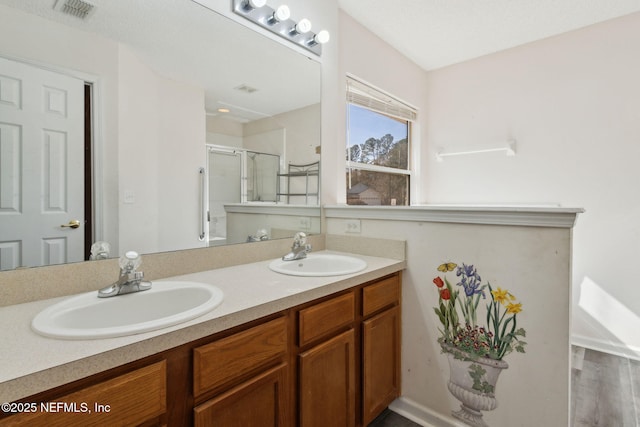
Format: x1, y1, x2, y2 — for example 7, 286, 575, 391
98, 251, 152, 298
282, 232, 312, 261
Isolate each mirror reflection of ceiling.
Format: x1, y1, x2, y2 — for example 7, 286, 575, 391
0, 0, 320, 122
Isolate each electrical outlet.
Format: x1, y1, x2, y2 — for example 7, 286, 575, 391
123, 190, 135, 204
299, 217, 311, 230
345, 219, 361, 233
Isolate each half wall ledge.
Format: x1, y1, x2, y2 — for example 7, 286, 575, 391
323, 205, 584, 228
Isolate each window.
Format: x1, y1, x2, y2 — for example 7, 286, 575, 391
346, 76, 416, 206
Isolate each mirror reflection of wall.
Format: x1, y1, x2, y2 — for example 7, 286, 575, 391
206, 103, 321, 179
0, 0, 321, 272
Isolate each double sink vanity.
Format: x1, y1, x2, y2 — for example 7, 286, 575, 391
0, 238, 405, 426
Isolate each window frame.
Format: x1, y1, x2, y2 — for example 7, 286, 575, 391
345, 75, 417, 206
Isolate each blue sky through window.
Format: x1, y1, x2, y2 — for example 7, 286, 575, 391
347, 104, 407, 149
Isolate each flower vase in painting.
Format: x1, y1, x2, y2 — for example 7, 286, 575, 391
433, 263, 526, 427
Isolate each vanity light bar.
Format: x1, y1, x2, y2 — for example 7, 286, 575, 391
232, 0, 329, 56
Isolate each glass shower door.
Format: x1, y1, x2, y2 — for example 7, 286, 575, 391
207, 148, 242, 245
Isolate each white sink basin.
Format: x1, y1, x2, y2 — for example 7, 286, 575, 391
31, 281, 224, 340
269, 253, 367, 277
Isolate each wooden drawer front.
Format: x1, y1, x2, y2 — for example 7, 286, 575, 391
1, 361, 166, 427
194, 364, 289, 427
193, 316, 287, 397
362, 275, 400, 317
298, 292, 355, 347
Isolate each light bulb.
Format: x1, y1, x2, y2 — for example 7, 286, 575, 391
273, 5, 290, 22
267, 4, 290, 24
313, 30, 330, 44
292, 18, 311, 34
244, 0, 266, 10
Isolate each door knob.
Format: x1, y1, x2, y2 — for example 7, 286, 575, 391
61, 220, 81, 229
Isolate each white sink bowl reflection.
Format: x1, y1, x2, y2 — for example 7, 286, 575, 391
269, 253, 367, 277
31, 281, 224, 340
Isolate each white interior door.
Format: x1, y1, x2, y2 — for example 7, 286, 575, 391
0, 56, 85, 270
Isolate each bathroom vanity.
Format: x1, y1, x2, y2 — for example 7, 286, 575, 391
0, 251, 404, 426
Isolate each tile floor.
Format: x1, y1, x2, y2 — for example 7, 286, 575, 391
368, 409, 421, 427
571, 346, 640, 427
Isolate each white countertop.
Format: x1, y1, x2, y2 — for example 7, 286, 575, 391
0, 251, 405, 402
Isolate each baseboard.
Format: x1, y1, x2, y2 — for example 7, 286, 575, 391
572, 334, 640, 361
388, 396, 464, 427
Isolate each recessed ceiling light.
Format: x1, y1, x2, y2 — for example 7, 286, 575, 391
234, 84, 258, 94
217, 108, 230, 113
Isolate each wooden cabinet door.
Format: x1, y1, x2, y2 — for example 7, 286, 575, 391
362, 306, 401, 425
299, 329, 355, 427
194, 364, 289, 427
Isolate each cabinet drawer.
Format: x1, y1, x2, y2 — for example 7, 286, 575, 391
362, 275, 400, 317
2, 361, 166, 427
193, 316, 287, 397
298, 292, 355, 347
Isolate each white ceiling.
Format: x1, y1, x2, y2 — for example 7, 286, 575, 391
338, 0, 640, 71
6, 0, 640, 115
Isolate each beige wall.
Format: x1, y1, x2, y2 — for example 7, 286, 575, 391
335, 10, 574, 426
117, 36, 207, 256
421, 12, 640, 358
336, 12, 429, 204
327, 215, 572, 426
244, 103, 321, 167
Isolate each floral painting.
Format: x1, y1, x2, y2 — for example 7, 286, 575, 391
433, 262, 527, 427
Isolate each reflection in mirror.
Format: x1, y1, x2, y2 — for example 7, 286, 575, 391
206, 146, 281, 245
0, 0, 321, 271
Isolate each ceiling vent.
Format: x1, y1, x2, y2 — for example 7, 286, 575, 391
234, 84, 259, 94
53, 0, 96, 20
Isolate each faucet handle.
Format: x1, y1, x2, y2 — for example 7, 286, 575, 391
293, 232, 307, 247
119, 251, 142, 271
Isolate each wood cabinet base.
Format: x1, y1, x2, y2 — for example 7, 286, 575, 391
2, 272, 402, 427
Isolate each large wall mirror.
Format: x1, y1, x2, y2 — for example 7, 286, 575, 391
0, 0, 321, 271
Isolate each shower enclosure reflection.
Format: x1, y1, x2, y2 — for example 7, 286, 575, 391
206, 146, 283, 245
247, 152, 280, 203
207, 147, 242, 245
